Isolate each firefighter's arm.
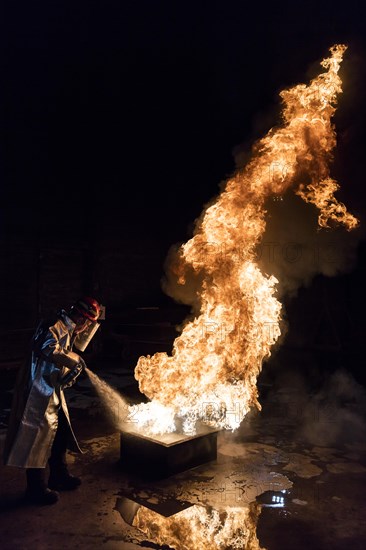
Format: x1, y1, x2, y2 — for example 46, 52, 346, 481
40, 326, 82, 370
43, 335, 86, 388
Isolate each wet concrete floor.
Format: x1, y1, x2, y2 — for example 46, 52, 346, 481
0, 364, 365, 549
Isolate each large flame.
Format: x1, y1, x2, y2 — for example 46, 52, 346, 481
133, 504, 264, 550
131, 44, 358, 435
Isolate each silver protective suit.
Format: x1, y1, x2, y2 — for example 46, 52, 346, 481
3, 310, 83, 468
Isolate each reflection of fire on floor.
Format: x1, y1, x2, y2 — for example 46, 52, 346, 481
113, 433, 293, 548
116, 496, 265, 550
120, 422, 220, 479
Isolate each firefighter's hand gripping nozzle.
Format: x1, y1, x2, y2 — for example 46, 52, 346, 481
60, 359, 86, 389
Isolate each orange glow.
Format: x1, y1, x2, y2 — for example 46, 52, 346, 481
133, 504, 264, 550
130, 45, 358, 435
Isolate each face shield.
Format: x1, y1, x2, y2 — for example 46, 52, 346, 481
73, 305, 105, 352
73, 321, 100, 351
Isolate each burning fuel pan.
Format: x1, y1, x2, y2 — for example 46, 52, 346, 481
120, 422, 219, 479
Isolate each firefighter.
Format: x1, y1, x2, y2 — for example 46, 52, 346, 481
3, 297, 101, 505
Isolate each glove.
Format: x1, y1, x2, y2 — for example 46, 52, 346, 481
60, 358, 86, 388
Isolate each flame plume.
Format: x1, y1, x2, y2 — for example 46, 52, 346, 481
131, 44, 358, 435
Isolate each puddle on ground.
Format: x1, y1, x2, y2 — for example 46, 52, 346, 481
116, 496, 266, 550
326, 462, 366, 474
282, 452, 323, 478
114, 438, 293, 549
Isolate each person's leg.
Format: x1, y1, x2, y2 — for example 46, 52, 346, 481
48, 409, 81, 490
48, 408, 69, 469
26, 468, 59, 505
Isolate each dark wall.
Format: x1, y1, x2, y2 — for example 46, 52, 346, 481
0, 233, 171, 368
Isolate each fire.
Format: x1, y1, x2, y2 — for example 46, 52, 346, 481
131, 44, 358, 435
133, 504, 264, 550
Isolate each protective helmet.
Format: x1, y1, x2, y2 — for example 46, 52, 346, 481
72, 296, 101, 321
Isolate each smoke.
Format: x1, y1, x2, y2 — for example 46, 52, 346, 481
227, 367, 366, 447
299, 368, 366, 446
255, 192, 362, 298
261, 367, 366, 447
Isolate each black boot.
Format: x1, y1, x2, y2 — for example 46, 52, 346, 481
48, 453, 81, 491
26, 468, 59, 505
49, 409, 82, 491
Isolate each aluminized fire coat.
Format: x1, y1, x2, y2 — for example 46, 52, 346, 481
3, 311, 83, 468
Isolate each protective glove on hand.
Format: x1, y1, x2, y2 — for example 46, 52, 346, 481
60, 357, 87, 389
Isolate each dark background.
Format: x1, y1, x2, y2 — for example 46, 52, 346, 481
1, 1, 366, 384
